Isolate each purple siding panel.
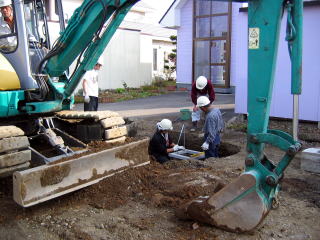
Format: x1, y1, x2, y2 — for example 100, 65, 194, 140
233, 6, 320, 121
177, 0, 193, 84
233, 10, 248, 115
230, 3, 243, 88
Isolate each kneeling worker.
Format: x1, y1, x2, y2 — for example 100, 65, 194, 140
148, 119, 184, 164
197, 96, 224, 158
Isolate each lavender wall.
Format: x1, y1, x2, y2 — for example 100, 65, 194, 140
230, 3, 243, 89
176, 0, 193, 85
233, 6, 320, 121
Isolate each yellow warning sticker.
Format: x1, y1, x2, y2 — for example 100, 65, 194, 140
249, 28, 259, 49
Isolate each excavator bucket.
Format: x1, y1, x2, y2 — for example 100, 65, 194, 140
13, 138, 150, 207
183, 174, 269, 232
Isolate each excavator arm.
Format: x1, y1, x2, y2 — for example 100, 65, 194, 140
43, 0, 139, 98
182, 0, 303, 232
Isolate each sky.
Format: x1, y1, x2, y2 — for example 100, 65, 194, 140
139, 0, 175, 22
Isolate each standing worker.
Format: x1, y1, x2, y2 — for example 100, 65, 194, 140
82, 58, 103, 111
148, 119, 185, 164
197, 96, 224, 159
191, 76, 215, 131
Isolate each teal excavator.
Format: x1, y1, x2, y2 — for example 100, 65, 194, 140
0, 0, 302, 233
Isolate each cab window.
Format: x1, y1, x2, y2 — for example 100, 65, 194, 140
0, 0, 17, 53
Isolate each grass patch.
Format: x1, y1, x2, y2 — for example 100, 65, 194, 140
75, 80, 177, 104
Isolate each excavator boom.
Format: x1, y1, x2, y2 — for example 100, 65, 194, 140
44, 0, 139, 98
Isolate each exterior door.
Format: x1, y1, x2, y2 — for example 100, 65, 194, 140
193, 0, 232, 90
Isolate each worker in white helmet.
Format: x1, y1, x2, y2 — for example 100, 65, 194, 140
190, 76, 216, 131
197, 96, 224, 158
82, 57, 104, 111
148, 119, 185, 164
0, 0, 16, 50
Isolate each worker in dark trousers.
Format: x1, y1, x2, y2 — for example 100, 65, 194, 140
197, 96, 224, 158
148, 119, 185, 164
190, 76, 215, 131
82, 57, 103, 111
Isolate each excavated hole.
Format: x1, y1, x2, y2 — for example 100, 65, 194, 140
171, 131, 241, 158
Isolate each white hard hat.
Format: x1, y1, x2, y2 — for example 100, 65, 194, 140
196, 76, 208, 90
197, 96, 210, 107
157, 119, 173, 131
0, 0, 12, 8
96, 56, 103, 66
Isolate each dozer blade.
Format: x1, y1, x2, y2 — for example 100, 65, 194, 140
13, 139, 150, 207
184, 174, 269, 233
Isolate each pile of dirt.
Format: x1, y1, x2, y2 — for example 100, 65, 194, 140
282, 176, 320, 208
50, 137, 142, 164
87, 137, 138, 149
115, 140, 149, 164
53, 159, 230, 211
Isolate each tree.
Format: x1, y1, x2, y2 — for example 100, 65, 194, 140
164, 35, 177, 81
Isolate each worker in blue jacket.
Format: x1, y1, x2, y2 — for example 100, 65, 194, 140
197, 96, 224, 158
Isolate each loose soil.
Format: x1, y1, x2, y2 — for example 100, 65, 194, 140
0, 115, 319, 240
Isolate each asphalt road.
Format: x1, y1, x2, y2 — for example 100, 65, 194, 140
74, 92, 236, 120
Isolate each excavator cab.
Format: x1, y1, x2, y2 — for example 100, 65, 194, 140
23, 0, 52, 73
0, 0, 64, 86
0, 0, 58, 90
0, 0, 74, 116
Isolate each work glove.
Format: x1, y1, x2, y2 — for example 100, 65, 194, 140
173, 145, 180, 151
84, 95, 90, 103
201, 142, 209, 151
178, 145, 185, 150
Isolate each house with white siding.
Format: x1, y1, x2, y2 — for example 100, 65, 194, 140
160, 0, 320, 122
45, 0, 176, 90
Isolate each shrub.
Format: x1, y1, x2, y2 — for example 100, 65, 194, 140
116, 88, 125, 93
142, 85, 157, 91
